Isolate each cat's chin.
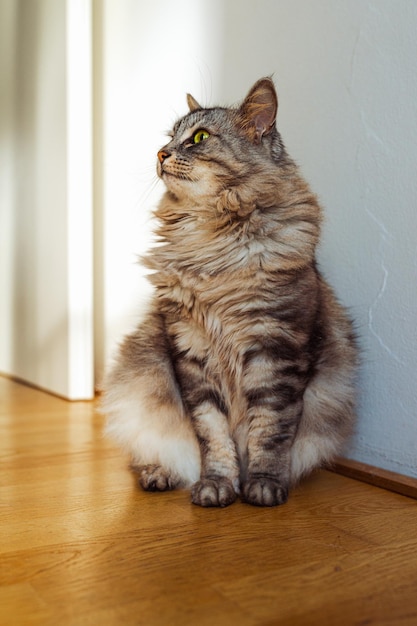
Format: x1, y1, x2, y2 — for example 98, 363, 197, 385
159, 173, 186, 199
162, 176, 219, 205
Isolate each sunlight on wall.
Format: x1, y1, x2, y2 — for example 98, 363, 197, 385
95, 0, 223, 379
66, 0, 94, 398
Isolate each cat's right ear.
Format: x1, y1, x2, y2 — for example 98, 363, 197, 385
186, 93, 202, 112
238, 78, 278, 144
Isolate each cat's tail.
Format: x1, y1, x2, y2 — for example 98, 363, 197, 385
290, 365, 356, 483
102, 314, 201, 488
290, 289, 358, 484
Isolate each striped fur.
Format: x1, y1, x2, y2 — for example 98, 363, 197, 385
103, 78, 358, 507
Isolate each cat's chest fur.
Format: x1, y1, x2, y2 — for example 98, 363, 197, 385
161, 261, 307, 363
163, 271, 255, 427
162, 266, 259, 349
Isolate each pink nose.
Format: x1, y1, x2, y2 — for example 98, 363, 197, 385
157, 149, 170, 163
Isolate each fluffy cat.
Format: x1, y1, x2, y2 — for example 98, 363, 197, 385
103, 77, 358, 507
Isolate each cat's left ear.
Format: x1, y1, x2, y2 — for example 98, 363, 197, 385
238, 78, 278, 144
187, 93, 202, 112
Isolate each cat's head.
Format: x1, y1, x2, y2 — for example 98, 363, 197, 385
157, 78, 286, 210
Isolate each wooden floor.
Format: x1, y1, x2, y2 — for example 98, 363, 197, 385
1, 377, 416, 626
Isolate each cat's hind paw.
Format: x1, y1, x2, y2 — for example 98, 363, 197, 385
133, 464, 179, 492
242, 476, 288, 507
191, 476, 237, 508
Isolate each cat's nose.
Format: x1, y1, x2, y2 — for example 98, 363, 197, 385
157, 149, 170, 163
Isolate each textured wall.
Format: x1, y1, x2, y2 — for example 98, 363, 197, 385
97, 0, 417, 476
220, 0, 417, 477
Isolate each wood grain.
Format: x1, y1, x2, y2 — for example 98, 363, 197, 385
1, 377, 417, 625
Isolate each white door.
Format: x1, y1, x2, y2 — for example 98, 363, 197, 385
0, 0, 93, 400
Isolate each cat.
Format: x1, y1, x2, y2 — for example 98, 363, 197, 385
103, 77, 358, 507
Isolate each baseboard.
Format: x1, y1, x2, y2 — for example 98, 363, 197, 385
0, 372, 95, 402
330, 457, 417, 500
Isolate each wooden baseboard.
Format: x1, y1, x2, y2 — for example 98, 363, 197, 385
0, 372, 95, 402
330, 457, 417, 500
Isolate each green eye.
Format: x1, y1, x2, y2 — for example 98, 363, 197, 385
193, 129, 210, 144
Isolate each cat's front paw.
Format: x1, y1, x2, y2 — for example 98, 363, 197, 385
191, 477, 237, 508
133, 464, 178, 492
242, 476, 288, 507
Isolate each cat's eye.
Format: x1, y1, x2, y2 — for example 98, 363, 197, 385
193, 129, 210, 144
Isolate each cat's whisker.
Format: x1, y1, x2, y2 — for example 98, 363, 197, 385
133, 175, 163, 214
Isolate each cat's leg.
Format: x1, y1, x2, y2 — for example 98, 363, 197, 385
243, 404, 302, 506
102, 311, 201, 491
190, 403, 239, 507
240, 350, 303, 506
175, 355, 239, 507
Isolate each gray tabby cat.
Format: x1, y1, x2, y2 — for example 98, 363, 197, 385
103, 77, 358, 507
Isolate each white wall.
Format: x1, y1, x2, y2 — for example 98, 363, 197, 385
218, 1, 417, 476
0, 0, 94, 399
97, 0, 417, 478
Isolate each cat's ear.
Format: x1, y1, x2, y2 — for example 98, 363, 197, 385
186, 93, 202, 112
238, 78, 278, 144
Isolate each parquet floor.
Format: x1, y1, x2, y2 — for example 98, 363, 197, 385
1, 377, 416, 625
